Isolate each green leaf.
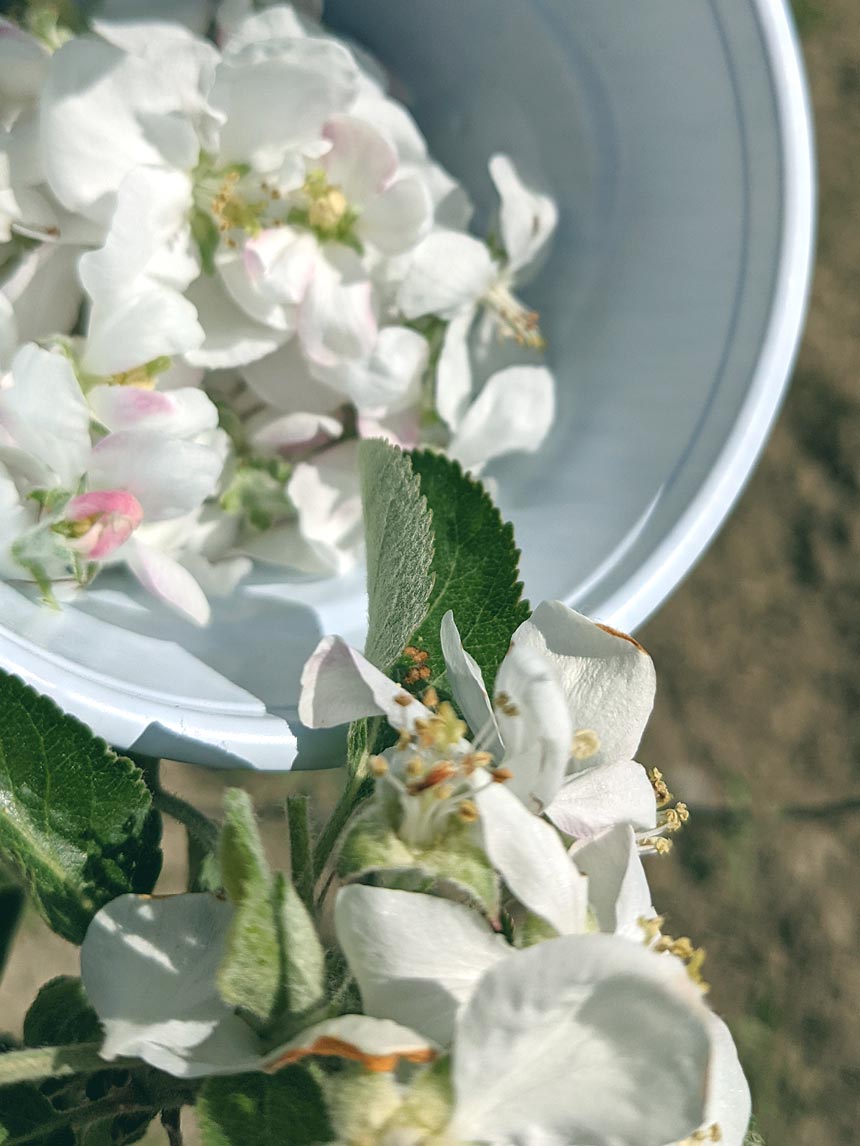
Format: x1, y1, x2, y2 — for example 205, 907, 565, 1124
190, 208, 220, 276
0, 1084, 73, 1146
338, 807, 499, 917
218, 792, 325, 1037
407, 451, 529, 698
0, 872, 24, 982
0, 671, 162, 944
198, 1068, 332, 1146
359, 440, 434, 673
744, 1118, 766, 1146
23, 979, 101, 1049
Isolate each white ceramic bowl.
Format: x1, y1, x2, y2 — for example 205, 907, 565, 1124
0, 0, 814, 769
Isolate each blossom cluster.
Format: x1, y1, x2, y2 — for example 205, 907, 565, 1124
0, 0, 557, 623
80, 602, 752, 1146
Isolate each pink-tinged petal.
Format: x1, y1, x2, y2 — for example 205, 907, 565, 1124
250, 410, 342, 455
88, 385, 218, 439
450, 365, 555, 473
65, 489, 144, 560
184, 273, 288, 369
242, 228, 317, 306
512, 602, 657, 772
298, 248, 377, 368
125, 540, 210, 625
357, 405, 421, 451
89, 431, 223, 520
210, 38, 359, 168
321, 114, 398, 204
360, 175, 432, 256
546, 760, 658, 840
398, 231, 496, 321
298, 633, 434, 732
489, 153, 558, 276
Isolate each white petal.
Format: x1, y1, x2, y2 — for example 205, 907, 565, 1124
4, 244, 83, 345
89, 430, 222, 519
489, 153, 558, 275
0, 344, 90, 488
452, 934, 710, 1146
334, 885, 508, 1047
513, 601, 657, 771
287, 439, 363, 574
220, 7, 310, 54
125, 540, 211, 625
88, 385, 218, 439
439, 610, 501, 755
83, 287, 204, 376
240, 228, 316, 309
261, 1014, 433, 1074
250, 410, 342, 455
242, 336, 342, 413
360, 176, 432, 256
298, 247, 377, 368
546, 759, 658, 840
475, 782, 587, 936
397, 230, 495, 321
0, 20, 50, 108
0, 290, 17, 369
321, 114, 397, 205
78, 166, 194, 298
435, 308, 475, 432
316, 324, 427, 413
184, 273, 288, 368
449, 365, 555, 473
41, 36, 198, 225
80, 893, 256, 1078
494, 642, 572, 811
701, 1015, 752, 1146
211, 37, 358, 168
570, 825, 655, 940
298, 634, 432, 731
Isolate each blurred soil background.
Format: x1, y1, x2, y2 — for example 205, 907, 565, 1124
2, 2, 859, 1143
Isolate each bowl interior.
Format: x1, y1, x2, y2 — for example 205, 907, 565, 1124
0, 0, 811, 767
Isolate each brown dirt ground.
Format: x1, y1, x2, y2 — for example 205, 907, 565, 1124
1, 3, 859, 1143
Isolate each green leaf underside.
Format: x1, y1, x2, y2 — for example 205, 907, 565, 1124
23, 979, 101, 1048
218, 792, 324, 1036
407, 451, 530, 699
338, 808, 499, 917
0, 1084, 73, 1146
198, 1068, 332, 1146
0, 671, 161, 944
359, 440, 435, 674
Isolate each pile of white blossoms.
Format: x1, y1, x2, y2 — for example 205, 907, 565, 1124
80, 603, 752, 1146
0, 0, 557, 623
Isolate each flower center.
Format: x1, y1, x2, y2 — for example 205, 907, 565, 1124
483, 282, 546, 350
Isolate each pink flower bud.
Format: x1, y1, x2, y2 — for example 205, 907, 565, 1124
64, 490, 144, 561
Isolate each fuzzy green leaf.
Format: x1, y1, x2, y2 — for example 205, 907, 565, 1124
198, 1067, 332, 1146
0, 671, 162, 945
359, 440, 434, 673
338, 808, 499, 917
744, 1119, 766, 1146
406, 451, 529, 698
0, 1084, 73, 1146
23, 978, 101, 1048
218, 791, 325, 1035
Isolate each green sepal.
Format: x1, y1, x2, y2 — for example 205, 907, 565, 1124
197, 1067, 332, 1146
338, 806, 499, 918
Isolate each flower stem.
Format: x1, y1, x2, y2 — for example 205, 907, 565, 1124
287, 794, 314, 913
153, 789, 220, 855
0, 1043, 135, 1086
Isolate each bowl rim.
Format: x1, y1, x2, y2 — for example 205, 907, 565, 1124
589, 0, 816, 634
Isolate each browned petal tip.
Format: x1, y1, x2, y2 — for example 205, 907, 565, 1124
265, 1036, 436, 1075
596, 622, 648, 654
